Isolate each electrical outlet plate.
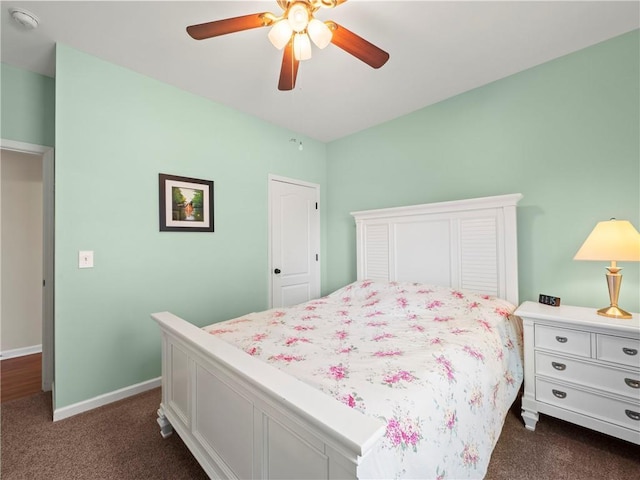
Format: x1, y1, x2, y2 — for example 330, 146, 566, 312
539, 294, 560, 307
79, 250, 94, 268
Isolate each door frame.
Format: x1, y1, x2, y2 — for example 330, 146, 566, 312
267, 174, 320, 309
0, 138, 54, 392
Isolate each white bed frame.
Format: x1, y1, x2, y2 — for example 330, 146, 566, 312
152, 193, 523, 479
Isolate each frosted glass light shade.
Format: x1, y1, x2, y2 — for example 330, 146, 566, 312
293, 33, 312, 60
307, 19, 332, 49
288, 3, 309, 33
574, 219, 640, 262
268, 20, 293, 50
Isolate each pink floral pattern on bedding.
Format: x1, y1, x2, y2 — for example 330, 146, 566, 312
203, 280, 523, 479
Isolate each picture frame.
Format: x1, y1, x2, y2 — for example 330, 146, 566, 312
159, 173, 214, 232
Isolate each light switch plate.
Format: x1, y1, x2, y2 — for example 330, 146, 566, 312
79, 250, 94, 268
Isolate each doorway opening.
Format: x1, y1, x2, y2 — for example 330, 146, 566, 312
0, 139, 54, 404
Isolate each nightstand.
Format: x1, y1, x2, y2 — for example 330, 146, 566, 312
514, 301, 640, 444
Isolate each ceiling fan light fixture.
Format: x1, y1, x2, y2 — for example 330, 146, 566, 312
307, 19, 332, 49
268, 20, 293, 49
185, 0, 389, 91
287, 3, 309, 32
293, 33, 312, 61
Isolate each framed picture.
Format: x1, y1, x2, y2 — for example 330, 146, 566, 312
159, 174, 214, 232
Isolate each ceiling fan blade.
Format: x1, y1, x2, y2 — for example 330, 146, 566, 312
278, 39, 300, 91
329, 22, 389, 69
187, 13, 271, 40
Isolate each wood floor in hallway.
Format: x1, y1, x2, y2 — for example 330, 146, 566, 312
1, 353, 42, 402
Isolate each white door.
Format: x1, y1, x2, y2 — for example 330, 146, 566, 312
269, 177, 320, 308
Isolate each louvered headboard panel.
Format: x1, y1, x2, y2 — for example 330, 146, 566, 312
351, 194, 522, 306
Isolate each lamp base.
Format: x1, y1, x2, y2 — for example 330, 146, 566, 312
596, 265, 633, 319
597, 305, 632, 319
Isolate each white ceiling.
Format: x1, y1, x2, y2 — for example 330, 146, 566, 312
1, 1, 638, 142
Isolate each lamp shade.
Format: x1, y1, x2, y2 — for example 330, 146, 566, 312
574, 219, 640, 262
308, 19, 332, 49
268, 20, 293, 50
288, 3, 309, 32
293, 33, 312, 61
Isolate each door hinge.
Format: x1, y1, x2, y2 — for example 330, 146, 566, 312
315, 254, 319, 261
315, 202, 318, 210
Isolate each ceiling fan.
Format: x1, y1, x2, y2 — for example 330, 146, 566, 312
186, 0, 389, 91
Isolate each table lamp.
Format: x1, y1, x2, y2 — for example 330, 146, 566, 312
574, 218, 640, 319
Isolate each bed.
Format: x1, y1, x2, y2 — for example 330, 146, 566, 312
152, 193, 524, 479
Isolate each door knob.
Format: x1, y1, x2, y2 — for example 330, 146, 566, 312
274, 268, 281, 274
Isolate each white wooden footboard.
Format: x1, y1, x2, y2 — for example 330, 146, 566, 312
152, 312, 386, 480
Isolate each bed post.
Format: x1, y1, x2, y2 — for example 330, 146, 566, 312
157, 324, 174, 440
157, 406, 173, 439
502, 197, 521, 306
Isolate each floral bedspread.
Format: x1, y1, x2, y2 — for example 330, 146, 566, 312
203, 280, 523, 479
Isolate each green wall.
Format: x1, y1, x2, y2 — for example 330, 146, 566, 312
54, 44, 327, 409
3, 30, 638, 412
1, 63, 55, 146
326, 30, 640, 313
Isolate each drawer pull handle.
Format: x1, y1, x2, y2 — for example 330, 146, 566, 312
552, 362, 566, 371
552, 389, 567, 399
625, 378, 640, 389
625, 410, 640, 421
622, 347, 638, 356
555, 336, 568, 343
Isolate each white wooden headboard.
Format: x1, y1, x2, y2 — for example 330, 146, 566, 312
351, 194, 523, 306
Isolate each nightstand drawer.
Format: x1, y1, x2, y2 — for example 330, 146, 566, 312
536, 378, 640, 432
597, 334, 640, 368
535, 351, 640, 400
535, 325, 591, 357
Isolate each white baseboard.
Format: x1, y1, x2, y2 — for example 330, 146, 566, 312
0, 344, 42, 360
53, 377, 161, 422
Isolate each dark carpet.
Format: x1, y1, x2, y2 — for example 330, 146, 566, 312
1, 389, 207, 480
1, 388, 638, 479
485, 394, 639, 480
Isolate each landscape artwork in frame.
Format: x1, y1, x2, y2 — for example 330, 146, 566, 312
159, 174, 214, 232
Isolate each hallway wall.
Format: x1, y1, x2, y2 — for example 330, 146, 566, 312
0, 149, 43, 354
